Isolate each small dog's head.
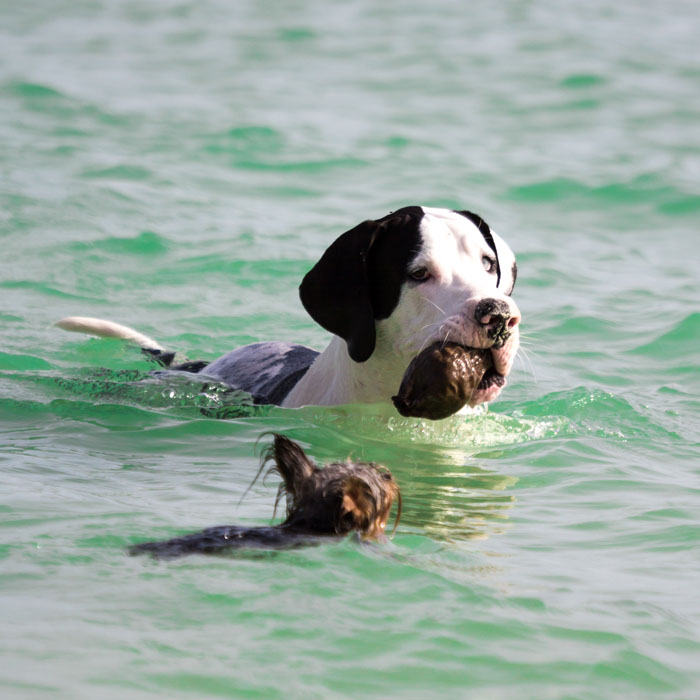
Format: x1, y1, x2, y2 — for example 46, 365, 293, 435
261, 434, 401, 539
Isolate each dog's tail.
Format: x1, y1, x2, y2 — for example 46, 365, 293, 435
55, 316, 177, 366
56, 316, 164, 350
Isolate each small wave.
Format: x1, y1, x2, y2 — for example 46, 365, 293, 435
543, 314, 616, 336
198, 125, 367, 174
507, 386, 682, 441
289, 386, 679, 452
5, 79, 133, 127
258, 185, 320, 198
0, 280, 95, 301
277, 27, 316, 42
0, 367, 263, 418
0, 352, 53, 371
505, 176, 686, 208
202, 125, 285, 156
232, 157, 367, 173
67, 231, 170, 256
559, 73, 607, 89
81, 164, 152, 181
289, 401, 569, 451
506, 178, 594, 202
163, 257, 309, 283
629, 312, 700, 359
6, 80, 64, 99
657, 195, 700, 216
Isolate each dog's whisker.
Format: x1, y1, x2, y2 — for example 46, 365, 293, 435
418, 320, 445, 333
416, 320, 446, 344
418, 323, 446, 353
440, 324, 464, 350
441, 330, 450, 350
438, 325, 453, 350
422, 297, 447, 315
517, 344, 544, 361
518, 335, 542, 345
515, 347, 539, 381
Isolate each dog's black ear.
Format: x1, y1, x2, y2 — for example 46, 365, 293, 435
299, 219, 380, 363
299, 208, 423, 363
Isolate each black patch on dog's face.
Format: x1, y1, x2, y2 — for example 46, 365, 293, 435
508, 261, 518, 296
454, 210, 501, 287
299, 206, 424, 362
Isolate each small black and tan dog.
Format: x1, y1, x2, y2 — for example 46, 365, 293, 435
130, 434, 401, 558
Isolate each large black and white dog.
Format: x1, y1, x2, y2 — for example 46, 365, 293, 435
58, 206, 520, 413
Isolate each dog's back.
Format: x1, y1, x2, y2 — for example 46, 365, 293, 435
129, 524, 329, 558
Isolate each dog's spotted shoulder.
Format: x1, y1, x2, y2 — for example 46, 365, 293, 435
201, 342, 319, 405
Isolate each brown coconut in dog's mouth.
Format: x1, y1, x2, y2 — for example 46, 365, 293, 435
392, 342, 494, 420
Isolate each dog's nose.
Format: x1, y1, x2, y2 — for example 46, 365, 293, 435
474, 298, 520, 346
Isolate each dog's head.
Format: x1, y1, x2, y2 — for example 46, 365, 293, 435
265, 434, 401, 539
299, 206, 520, 406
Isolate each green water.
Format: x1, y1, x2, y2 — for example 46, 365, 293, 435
2, 0, 700, 697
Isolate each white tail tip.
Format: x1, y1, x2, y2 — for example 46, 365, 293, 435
55, 316, 164, 351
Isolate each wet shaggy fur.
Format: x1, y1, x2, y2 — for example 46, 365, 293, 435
130, 434, 401, 559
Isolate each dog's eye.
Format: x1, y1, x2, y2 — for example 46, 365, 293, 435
482, 256, 496, 273
409, 267, 430, 282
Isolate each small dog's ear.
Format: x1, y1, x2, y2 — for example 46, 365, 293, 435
299, 219, 379, 363
271, 435, 315, 494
